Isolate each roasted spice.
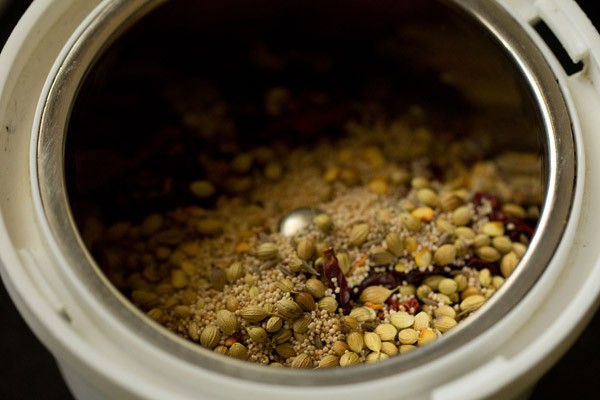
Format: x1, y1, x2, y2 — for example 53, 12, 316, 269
94, 92, 541, 369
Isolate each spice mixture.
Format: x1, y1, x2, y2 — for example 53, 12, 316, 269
90, 88, 541, 369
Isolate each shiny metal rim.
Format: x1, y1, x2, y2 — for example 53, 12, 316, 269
35, 0, 576, 386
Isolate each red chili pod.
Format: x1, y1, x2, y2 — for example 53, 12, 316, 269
322, 248, 353, 314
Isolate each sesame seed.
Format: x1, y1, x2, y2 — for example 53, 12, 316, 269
96, 96, 540, 368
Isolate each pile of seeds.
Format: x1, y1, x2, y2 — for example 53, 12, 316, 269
92, 100, 541, 369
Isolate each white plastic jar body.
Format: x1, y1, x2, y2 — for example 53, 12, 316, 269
0, 1, 599, 399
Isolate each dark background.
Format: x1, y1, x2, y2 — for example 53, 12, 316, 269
1, 1, 599, 398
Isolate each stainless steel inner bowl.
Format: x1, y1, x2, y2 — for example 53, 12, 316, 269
35, 0, 575, 385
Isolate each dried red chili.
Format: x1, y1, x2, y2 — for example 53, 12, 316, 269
384, 297, 399, 312
504, 217, 535, 241
356, 266, 452, 296
322, 248, 353, 314
384, 297, 420, 314
357, 272, 398, 291
399, 298, 421, 314
473, 191, 499, 210
467, 257, 500, 276
473, 192, 505, 221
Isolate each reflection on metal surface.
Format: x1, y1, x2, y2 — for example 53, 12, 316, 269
279, 207, 324, 237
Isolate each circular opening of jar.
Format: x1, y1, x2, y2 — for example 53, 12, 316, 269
36, 0, 575, 385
